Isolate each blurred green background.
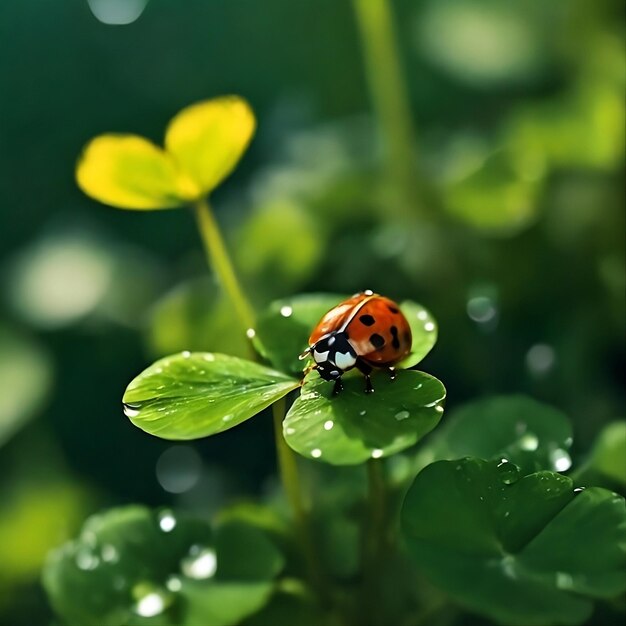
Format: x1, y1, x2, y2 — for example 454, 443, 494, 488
0, 0, 624, 624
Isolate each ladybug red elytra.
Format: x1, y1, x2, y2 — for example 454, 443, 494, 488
300, 290, 412, 394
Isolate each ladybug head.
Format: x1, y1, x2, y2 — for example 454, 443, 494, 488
310, 331, 357, 380
315, 360, 343, 381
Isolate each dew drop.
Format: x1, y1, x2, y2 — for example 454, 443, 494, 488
550, 448, 572, 472
519, 433, 539, 451
133, 587, 169, 618
181, 546, 217, 580
435, 405, 444, 413
359, 410, 367, 416
166, 576, 182, 592
323, 420, 334, 431
497, 458, 521, 485
123, 402, 141, 418
76, 549, 99, 571
417, 310, 428, 321
246, 328, 256, 339
158, 510, 177, 533
395, 410, 410, 421
371, 449, 384, 459
203, 354, 215, 362
285, 427, 295, 435
311, 448, 322, 458
182, 350, 191, 358
573, 487, 586, 494
101, 544, 119, 563
280, 305, 293, 317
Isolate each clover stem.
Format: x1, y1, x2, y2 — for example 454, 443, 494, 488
272, 397, 328, 603
193, 198, 256, 333
192, 200, 323, 600
359, 458, 388, 624
352, 0, 419, 216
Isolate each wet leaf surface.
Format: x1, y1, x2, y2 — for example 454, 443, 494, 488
401, 458, 626, 626
123, 352, 299, 440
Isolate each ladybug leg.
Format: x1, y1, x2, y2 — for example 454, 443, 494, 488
388, 366, 396, 381
332, 378, 344, 396
356, 359, 374, 394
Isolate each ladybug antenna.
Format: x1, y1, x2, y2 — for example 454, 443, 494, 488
298, 347, 311, 360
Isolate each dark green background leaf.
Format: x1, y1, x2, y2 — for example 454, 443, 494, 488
589, 421, 626, 485
414, 395, 573, 475
284, 370, 446, 465
43, 506, 284, 626
401, 458, 626, 626
123, 352, 299, 440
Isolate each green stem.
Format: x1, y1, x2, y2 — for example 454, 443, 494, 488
359, 459, 388, 624
193, 198, 256, 333
352, 0, 419, 213
273, 397, 328, 603
192, 197, 324, 598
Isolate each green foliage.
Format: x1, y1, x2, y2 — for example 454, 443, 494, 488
145, 278, 250, 360
284, 370, 445, 465
122, 353, 299, 440
589, 421, 626, 485
401, 458, 626, 626
43, 506, 284, 626
415, 395, 573, 475
0, 326, 52, 447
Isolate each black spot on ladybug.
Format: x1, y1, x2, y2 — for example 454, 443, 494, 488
390, 325, 400, 349
370, 333, 385, 349
359, 314, 375, 326
387, 305, 399, 314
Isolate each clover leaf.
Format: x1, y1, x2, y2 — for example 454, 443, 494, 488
401, 458, 626, 626
76, 96, 255, 209
122, 352, 299, 440
283, 369, 445, 465
43, 506, 284, 626
414, 395, 574, 475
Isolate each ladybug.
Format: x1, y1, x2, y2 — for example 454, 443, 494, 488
299, 290, 412, 394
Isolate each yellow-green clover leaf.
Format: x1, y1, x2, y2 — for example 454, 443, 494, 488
76, 96, 255, 210
165, 96, 256, 195
76, 134, 199, 209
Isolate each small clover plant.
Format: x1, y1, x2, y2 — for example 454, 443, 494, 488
43, 96, 626, 626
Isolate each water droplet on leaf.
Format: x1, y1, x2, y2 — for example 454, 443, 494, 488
497, 458, 521, 485
181, 546, 217, 580
158, 510, 177, 532
395, 410, 410, 421
76, 549, 99, 571
132, 584, 170, 617
519, 433, 539, 451
123, 402, 141, 418
550, 448, 572, 472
